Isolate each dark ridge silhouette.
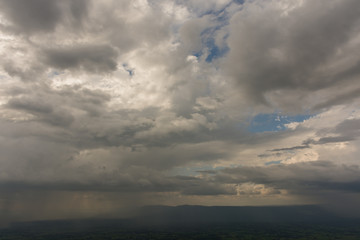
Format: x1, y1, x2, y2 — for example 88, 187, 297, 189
2, 206, 360, 240
5, 205, 356, 230
134, 205, 347, 227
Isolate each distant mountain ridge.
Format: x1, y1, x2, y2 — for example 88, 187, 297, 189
134, 205, 346, 226
5, 205, 358, 231
3, 206, 360, 240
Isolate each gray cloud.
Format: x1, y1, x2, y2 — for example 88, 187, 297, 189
43, 45, 118, 73
65, 0, 90, 28
302, 118, 360, 146
313, 87, 360, 110
180, 183, 235, 196
335, 118, 360, 135
0, 0, 62, 33
7, 97, 53, 114
264, 117, 360, 156
4, 84, 113, 130
0, 0, 89, 34
7, 97, 74, 127
257, 152, 283, 158
225, 0, 360, 108
215, 161, 360, 194
303, 136, 356, 145
270, 145, 310, 152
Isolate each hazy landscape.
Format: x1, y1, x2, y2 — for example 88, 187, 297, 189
2, 206, 360, 239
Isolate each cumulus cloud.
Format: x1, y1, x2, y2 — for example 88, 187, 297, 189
43, 45, 118, 73
0, 0, 89, 34
225, 0, 360, 110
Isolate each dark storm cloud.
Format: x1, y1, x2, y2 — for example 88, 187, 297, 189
0, 0, 89, 34
114, 140, 231, 172
2, 60, 45, 82
0, 162, 232, 196
257, 152, 283, 158
270, 145, 310, 152
302, 118, 360, 146
43, 45, 118, 73
7, 97, 74, 127
66, 0, 90, 27
334, 118, 360, 135
181, 183, 235, 196
0, 0, 62, 33
0, 175, 177, 193
5, 85, 112, 128
226, 0, 360, 106
56, 86, 111, 116
3, 81, 230, 172
263, 117, 360, 155
313, 88, 360, 110
7, 98, 53, 114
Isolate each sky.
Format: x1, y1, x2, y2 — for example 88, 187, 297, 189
0, 0, 360, 223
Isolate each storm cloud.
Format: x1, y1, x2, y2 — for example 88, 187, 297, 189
225, 0, 360, 110
0, 0, 89, 34
0, 0, 360, 223
43, 45, 118, 73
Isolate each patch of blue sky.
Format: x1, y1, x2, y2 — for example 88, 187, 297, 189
122, 63, 134, 76
192, 26, 229, 62
205, 38, 229, 62
48, 70, 63, 78
192, 37, 229, 62
265, 160, 282, 166
189, 2, 234, 63
248, 112, 314, 133
233, 0, 245, 4
196, 1, 232, 18
193, 50, 203, 59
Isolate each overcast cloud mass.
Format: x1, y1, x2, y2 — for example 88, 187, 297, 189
1, 0, 360, 223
